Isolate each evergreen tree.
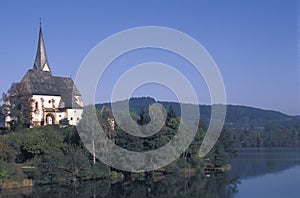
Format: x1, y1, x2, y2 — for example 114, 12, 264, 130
137, 107, 150, 126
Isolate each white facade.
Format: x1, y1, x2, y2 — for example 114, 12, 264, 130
66, 109, 83, 126
30, 94, 83, 127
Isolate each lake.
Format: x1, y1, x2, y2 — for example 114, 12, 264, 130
231, 147, 300, 198
1, 147, 299, 197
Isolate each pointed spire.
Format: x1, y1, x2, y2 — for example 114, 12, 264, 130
33, 21, 51, 73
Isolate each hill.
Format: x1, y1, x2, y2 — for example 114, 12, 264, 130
96, 97, 299, 129
96, 97, 300, 147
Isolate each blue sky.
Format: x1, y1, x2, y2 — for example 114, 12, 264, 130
0, 0, 299, 115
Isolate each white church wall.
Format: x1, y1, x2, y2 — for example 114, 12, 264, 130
55, 112, 66, 124
32, 95, 62, 109
67, 109, 83, 125
31, 95, 62, 125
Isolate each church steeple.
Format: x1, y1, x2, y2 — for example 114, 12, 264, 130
33, 22, 51, 73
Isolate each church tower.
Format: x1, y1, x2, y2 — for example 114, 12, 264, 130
5, 22, 84, 128
33, 23, 51, 73
3, 23, 83, 128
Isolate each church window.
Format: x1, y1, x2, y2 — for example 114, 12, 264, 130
41, 98, 44, 108
35, 102, 38, 109
70, 117, 73, 121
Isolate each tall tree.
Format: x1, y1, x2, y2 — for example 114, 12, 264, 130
166, 105, 177, 123
4, 82, 32, 128
137, 107, 150, 126
166, 105, 179, 130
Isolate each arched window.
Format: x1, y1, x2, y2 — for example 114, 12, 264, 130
46, 114, 55, 125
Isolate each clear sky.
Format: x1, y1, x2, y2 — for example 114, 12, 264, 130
0, 0, 299, 115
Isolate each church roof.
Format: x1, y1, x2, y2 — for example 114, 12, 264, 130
33, 24, 51, 73
21, 69, 82, 109
18, 23, 83, 109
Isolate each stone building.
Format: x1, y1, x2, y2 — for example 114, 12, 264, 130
5, 24, 83, 127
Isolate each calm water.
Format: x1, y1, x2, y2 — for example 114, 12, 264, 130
231, 147, 300, 198
1, 148, 300, 197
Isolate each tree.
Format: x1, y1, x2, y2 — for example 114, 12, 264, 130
61, 146, 93, 182
205, 127, 236, 167
59, 118, 70, 126
99, 106, 116, 141
166, 106, 179, 130
0, 162, 9, 184
186, 120, 207, 163
4, 82, 32, 128
0, 141, 16, 163
137, 107, 150, 126
0, 100, 5, 124
166, 105, 177, 122
35, 149, 64, 184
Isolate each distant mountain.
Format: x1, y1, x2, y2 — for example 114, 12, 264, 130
96, 97, 300, 131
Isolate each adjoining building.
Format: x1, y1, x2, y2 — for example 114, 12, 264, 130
5, 24, 83, 127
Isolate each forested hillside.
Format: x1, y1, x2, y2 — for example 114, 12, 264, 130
97, 97, 300, 147
0, 104, 235, 188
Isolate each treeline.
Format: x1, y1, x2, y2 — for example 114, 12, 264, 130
232, 123, 300, 147
0, 104, 236, 187
97, 97, 300, 147
105, 105, 236, 169
97, 97, 300, 127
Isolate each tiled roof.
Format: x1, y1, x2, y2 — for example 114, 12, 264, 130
21, 69, 82, 109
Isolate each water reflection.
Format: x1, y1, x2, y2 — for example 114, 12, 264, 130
232, 148, 300, 198
0, 172, 238, 198
2, 148, 299, 197
231, 148, 300, 179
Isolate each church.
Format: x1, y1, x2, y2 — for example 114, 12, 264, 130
5, 24, 83, 127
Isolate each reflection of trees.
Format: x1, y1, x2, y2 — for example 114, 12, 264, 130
105, 172, 238, 198
29, 180, 111, 197
231, 148, 300, 179
8, 172, 238, 197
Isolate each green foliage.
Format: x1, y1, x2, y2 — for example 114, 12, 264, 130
98, 106, 116, 141
35, 149, 65, 184
112, 103, 234, 170
233, 122, 300, 147
97, 97, 300, 148
21, 130, 47, 159
137, 107, 150, 126
0, 124, 110, 185
59, 118, 70, 126
166, 105, 177, 127
91, 161, 111, 179
205, 127, 236, 167
4, 82, 32, 129
0, 141, 16, 163
0, 162, 9, 184
166, 106, 180, 130
5, 97, 288, 187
